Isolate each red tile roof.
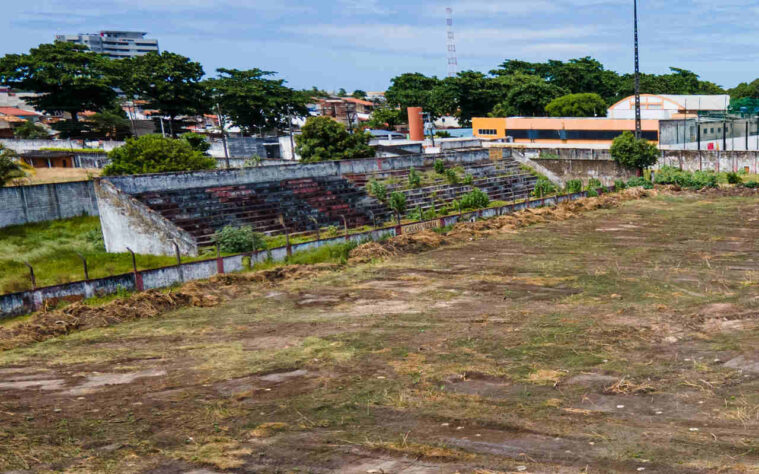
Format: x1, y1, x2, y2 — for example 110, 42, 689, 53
0, 107, 41, 117
342, 97, 374, 107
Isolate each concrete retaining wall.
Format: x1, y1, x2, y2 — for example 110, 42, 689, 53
0, 181, 99, 228
95, 180, 198, 256
104, 149, 492, 195
0, 187, 602, 319
0, 139, 124, 154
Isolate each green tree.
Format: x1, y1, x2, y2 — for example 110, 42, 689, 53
102, 134, 217, 176
435, 71, 508, 127
87, 109, 131, 140
337, 88, 348, 97
610, 131, 659, 174
0, 42, 117, 126
730, 79, 759, 100
351, 90, 367, 99
0, 145, 23, 186
206, 68, 308, 136
180, 132, 211, 154
13, 121, 49, 139
294, 116, 375, 163
118, 52, 208, 136
385, 73, 442, 118
490, 74, 566, 117
545, 93, 608, 117
366, 106, 404, 129
388, 191, 407, 224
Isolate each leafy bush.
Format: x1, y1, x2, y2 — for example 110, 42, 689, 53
434, 159, 446, 174
532, 177, 557, 197
463, 174, 474, 185
445, 168, 459, 184
627, 176, 653, 189
367, 180, 387, 202
243, 155, 263, 168
85, 229, 105, 251
613, 180, 627, 192
654, 166, 717, 189
726, 172, 742, 185
388, 191, 407, 218
181, 132, 211, 154
408, 167, 421, 188
610, 131, 659, 171
565, 179, 583, 193
587, 178, 602, 190
213, 226, 266, 253
39, 147, 105, 154
0, 145, 24, 186
459, 188, 490, 210
287, 241, 358, 265
587, 188, 599, 197
295, 116, 374, 162
103, 134, 216, 176
14, 121, 49, 139
745, 181, 759, 189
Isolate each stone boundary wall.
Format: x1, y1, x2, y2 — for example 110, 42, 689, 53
0, 181, 99, 228
0, 188, 602, 318
0, 139, 124, 154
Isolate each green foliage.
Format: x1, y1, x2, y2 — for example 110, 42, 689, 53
180, 132, 211, 154
532, 177, 557, 197
565, 179, 583, 193
408, 167, 421, 188
118, 51, 207, 135
726, 172, 742, 184
445, 168, 459, 185
434, 130, 452, 138
213, 226, 267, 253
587, 178, 602, 190
13, 121, 48, 139
286, 241, 358, 265
434, 159, 446, 174
462, 174, 474, 185
85, 229, 105, 251
102, 134, 217, 176
385, 73, 442, 119
653, 166, 718, 189
367, 180, 387, 202
610, 131, 659, 170
351, 90, 367, 99
295, 116, 375, 163
545, 93, 607, 117
586, 188, 599, 197
388, 192, 407, 216
745, 181, 759, 189
243, 155, 263, 168
87, 109, 132, 140
614, 179, 627, 192
366, 106, 404, 129
0, 42, 117, 123
0, 145, 23, 186
206, 68, 307, 135
459, 188, 490, 210
627, 176, 654, 189
490, 73, 567, 117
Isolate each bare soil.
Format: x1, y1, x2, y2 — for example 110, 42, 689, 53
3, 192, 759, 472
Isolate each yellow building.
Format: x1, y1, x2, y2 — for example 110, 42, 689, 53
473, 117, 660, 146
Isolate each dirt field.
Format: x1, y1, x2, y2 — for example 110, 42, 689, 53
3, 193, 759, 473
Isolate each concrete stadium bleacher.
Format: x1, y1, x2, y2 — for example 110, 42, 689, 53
129, 155, 536, 249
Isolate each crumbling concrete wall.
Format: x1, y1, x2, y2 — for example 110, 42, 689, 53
537, 159, 637, 185
0, 181, 99, 228
95, 180, 198, 256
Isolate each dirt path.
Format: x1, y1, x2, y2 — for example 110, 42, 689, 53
2, 194, 759, 473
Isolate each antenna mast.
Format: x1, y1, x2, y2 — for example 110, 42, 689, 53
446, 7, 458, 77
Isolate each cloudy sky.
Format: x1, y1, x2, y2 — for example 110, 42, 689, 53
1, 0, 756, 91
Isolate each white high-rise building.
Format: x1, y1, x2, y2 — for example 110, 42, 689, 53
55, 31, 159, 59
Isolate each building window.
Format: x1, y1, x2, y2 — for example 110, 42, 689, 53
477, 129, 498, 136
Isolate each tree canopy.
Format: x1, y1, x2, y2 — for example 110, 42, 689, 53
0, 42, 117, 122
610, 131, 659, 172
13, 121, 49, 139
206, 68, 307, 136
294, 116, 375, 163
102, 134, 217, 176
0, 145, 23, 186
117, 52, 208, 136
545, 93, 608, 117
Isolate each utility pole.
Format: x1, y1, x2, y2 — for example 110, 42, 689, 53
216, 103, 230, 168
288, 109, 295, 161
633, 0, 642, 139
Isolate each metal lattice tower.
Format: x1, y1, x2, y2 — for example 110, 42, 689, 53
446, 7, 458, 77
633, 0, 641, 139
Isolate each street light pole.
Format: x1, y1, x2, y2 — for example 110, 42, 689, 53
633, 0, 642, 139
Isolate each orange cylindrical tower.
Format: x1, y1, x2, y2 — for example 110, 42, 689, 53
407, 107, 425, 141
